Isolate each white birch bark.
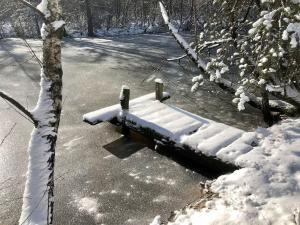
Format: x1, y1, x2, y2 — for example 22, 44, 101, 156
18, 0, 64, 224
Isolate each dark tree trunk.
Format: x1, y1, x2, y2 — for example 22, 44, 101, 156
261, 86, 274, 127
179, 0, 183, 28
34, 14, 41, 38
85, 0, 94, 37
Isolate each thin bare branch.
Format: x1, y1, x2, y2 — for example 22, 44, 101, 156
0, 91, 38, 126
17, 0, 46, 21
23, 39, 43, 67
18, 18, 43, 67
0, 123, 17, 147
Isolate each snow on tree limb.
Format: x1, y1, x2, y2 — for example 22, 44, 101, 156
18, 0, 46, 20
36, 0, 51, 18
159, 2, 207, 70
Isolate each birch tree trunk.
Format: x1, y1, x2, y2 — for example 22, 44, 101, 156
18, 0, 64, 224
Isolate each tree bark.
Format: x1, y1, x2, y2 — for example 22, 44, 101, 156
34, 14, 41, 38
261, 86, 274, 127
179, 0, 183, 29
85, 0, 94, 37
17, 0, 64, 224
42, 2, 64, 222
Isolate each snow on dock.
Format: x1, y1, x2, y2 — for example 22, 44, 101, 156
83, 83, 256, 168
83, 92, 170, 125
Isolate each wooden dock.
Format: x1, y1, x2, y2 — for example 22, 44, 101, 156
83, 81, 257, 172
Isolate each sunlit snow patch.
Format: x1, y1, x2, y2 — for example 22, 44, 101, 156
73, 196, 104, 223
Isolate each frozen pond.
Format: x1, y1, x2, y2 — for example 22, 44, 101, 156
0, 34, 263, 225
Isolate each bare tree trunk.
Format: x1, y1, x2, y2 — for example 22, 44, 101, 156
85, 0, 94, 37
34, 14, 41, 38
42, 3, 64, 223
179, 0, 183, 29
142, 0, 146, 26
114, 0, 121, 26
261, 86, 274, 127
192, 0, 198, 48
133, 0, 137, 21
0, 26, 4, 39
168, 0, 173, 16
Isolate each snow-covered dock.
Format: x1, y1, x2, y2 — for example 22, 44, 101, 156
83, 82, 257, 171
83, 83, 300, 224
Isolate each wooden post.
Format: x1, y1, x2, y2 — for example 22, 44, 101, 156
120, 85, 130, 135
155, 79, 164, 101
120, 85, 130, 110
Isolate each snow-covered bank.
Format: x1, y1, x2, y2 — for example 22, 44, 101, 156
66, 23, 165, 38
0, 22, 165, 39
161, 119, 300, 225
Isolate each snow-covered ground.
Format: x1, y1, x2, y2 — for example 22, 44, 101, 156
156, 119, 300, 225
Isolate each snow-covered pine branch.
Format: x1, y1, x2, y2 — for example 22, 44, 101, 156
160, 0, 300, 125
158, 1, 286, 121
